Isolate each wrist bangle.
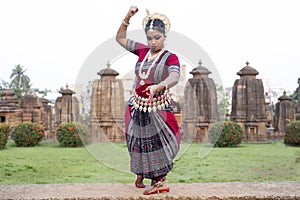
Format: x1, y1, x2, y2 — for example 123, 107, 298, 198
160, 80, 168, 90
122, 19, 130, 26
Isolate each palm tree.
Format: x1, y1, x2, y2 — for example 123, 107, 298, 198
10, 64, 31, 98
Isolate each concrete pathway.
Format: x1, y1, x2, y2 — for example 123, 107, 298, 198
1, 181, 300, 200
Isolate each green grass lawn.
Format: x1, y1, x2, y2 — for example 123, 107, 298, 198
0, 140, 299, 185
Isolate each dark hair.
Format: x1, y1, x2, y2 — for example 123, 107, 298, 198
145, 19, 165, 34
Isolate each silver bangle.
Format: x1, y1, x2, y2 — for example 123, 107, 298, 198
160, 80, 168, 90
122, 19, 130, 26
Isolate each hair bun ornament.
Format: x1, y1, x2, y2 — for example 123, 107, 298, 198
142, 9, 171, 32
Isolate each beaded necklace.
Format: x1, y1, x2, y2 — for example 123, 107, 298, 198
138, 48, 165, 85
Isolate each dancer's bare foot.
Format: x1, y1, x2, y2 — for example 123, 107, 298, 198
143, 177, 169, 195
135, 175, 145, 188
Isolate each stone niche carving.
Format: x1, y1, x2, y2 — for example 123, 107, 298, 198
182, 60, 219, 142
230, 62, 267, 141
90, 63, 125, 142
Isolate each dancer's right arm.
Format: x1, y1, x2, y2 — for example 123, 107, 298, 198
116, 6, 138, 48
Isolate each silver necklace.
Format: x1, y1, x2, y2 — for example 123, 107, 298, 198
138, 48, 165, 85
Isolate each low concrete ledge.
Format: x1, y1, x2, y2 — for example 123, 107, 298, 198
0, 181, 299, 200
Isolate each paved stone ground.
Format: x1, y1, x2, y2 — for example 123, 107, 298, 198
1, 181, 300, 200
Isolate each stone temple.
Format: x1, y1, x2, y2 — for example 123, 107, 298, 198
297, 78, 300, 119
1, 61, 299, 144
0, 89, 19, 125
90, 62, 125, 142
231, 62, 267, 141
15, 93, 43, 124
182, 60, 219, 142
54, 84, 79, 125
273, 91, 295, 134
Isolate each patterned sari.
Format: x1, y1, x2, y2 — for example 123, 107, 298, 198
124, 39, 181, 179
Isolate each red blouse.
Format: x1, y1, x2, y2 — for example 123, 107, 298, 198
126, 39, 180, 97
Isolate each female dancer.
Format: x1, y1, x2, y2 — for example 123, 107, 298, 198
116, 6, 181, 195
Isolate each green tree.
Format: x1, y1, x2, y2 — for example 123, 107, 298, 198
0, 79, 10, 92
289, 89, 298, 104
216, 85, 231, 120
9, 64, 31, 98
32, 88, 51, 97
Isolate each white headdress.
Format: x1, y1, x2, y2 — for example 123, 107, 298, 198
142, 9, 171, 33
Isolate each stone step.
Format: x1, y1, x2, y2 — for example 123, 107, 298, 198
1, 182, 299, 200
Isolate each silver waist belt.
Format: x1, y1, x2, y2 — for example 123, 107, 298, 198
132, 91, 171, 112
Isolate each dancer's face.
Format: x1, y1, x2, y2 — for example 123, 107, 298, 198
146, 29, 165, 53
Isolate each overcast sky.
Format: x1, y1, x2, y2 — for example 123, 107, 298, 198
1, 0, 299, 97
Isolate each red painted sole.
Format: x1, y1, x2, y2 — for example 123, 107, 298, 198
143, 187, 170, 195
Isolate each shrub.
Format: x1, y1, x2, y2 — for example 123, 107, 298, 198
284, 120, 300, 146
11, 122, 45, 147
0, 123, 10, 150
56, 122, 89, 147
209, 121, 243, 147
